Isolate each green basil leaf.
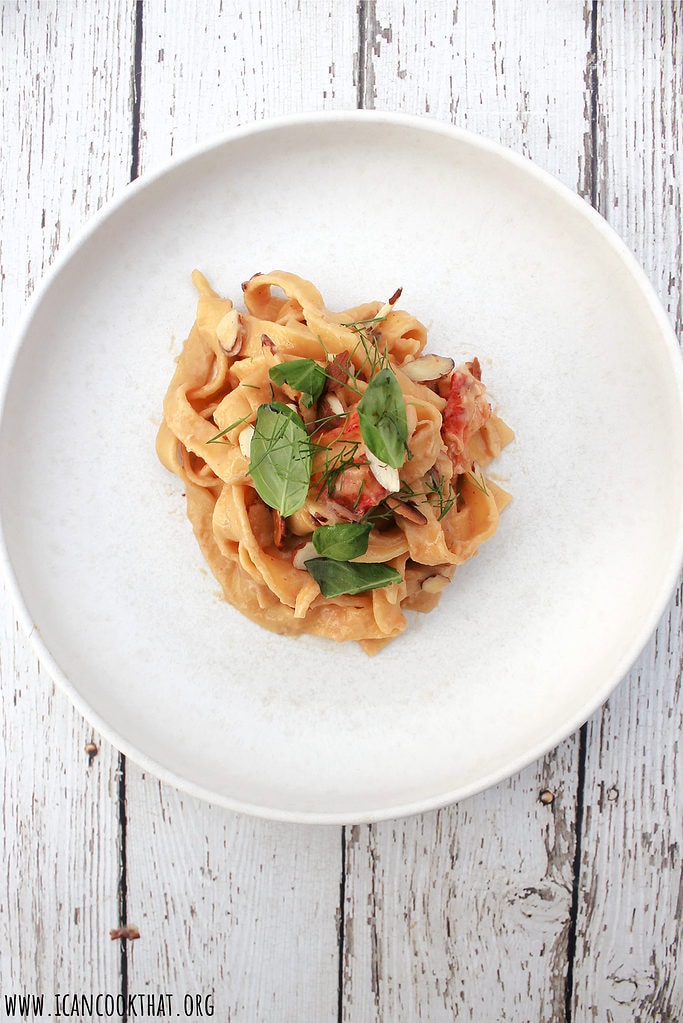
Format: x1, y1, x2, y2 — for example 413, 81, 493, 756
312, 522, 372, 561
357, 368, 408, 468
269, 359, 326, 408
249, 402, 312, 516
305, 557, 401, 597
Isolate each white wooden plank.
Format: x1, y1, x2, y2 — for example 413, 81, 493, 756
4, 2, 678, 1015
359, 0, 592, 191
136, 0, 358, 172
124, 776, 342, 1021
343, 2, 592, 1018
0, 0, 136, 999
342, 751, 579, 1022
121, 3, 358, 1018
0, 606, 122, 998
572, 4, 683, 1018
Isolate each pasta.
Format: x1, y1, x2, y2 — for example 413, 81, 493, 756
156, 271, 513, 654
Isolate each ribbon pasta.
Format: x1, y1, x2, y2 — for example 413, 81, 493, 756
156, 271, 513, 654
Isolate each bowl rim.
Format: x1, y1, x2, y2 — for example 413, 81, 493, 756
2, 109, 682, 824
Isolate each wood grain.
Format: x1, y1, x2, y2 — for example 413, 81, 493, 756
361, 0, 592, 191
1, 3, 681, 1020
120, 4, 358, 1018
342, 4, 590, 1019
571, 4, 683, 1020
0, 0, 136, 1000
135, 0, 358, 172
124, 777, 341, 1021
343, 751, 579, 1022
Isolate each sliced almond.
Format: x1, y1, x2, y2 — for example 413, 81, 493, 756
216, 309, 244, 356
318, 393, 345, 420
374, 286, 403, 321
385, 495, 428, 525
272, 509, 287, 549
326, 350, 353, 391
293, 541, 318, 570
401, 354, 454, 382
366, 450, 400, 493
238, 424, 254, 458
421, 574, 450, 594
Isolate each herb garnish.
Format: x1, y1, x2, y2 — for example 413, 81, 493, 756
304, 523, 399, 597
357, 368, 408, 468
341, 315, 387, 329
310, 432, 363, 500
466, 465, 490, 495
248, 403, 312, 516
400, 474, 457, 520
304, 557, 401, 598
235, 315, 409, 600
312, 521, 372, 561
269, 359, 326, 408
207, 414, 251, 443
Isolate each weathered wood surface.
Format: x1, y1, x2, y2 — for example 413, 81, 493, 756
571, 5, 683, 1019
0, 0, 134, 1005
0, 3, 680, 1021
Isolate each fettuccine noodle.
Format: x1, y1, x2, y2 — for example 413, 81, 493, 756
156, 271, 513, 654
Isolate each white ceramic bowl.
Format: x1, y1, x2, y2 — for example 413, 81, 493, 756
2, 111, 683, 822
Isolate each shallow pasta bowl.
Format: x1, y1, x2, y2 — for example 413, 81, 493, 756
2, 111, 683, 823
